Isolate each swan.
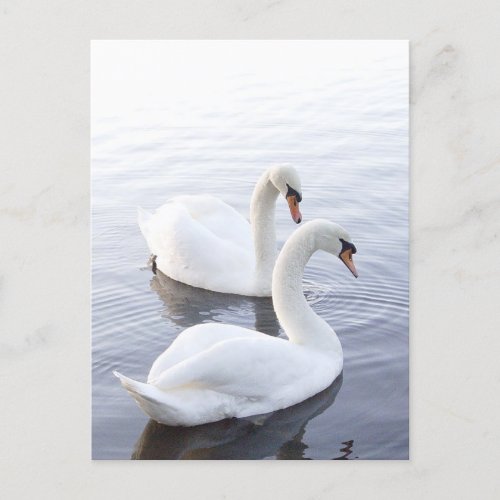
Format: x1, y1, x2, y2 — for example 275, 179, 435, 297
137, 165, 303, 297
114, 219, 358, 427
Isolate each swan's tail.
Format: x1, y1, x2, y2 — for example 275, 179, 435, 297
113, 371, 182, 426
113, 370, 153, 407
137, 206, 153, 243
114, 370, 149, 396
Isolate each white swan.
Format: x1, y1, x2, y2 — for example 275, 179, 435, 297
115, 219, 358, 427
137, 165, 303, 297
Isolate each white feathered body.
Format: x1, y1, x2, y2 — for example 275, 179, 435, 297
137, 166, 303, 297
115, 323, 341, 426
138, 195, 259, 295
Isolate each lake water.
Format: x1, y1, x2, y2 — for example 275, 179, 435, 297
92, 41, 408, 460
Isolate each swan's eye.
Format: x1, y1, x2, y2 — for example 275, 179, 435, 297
286, 184, 302, 203
339, 238, 357, 257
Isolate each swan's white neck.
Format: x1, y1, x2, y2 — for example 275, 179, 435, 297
250, 171, 280, 292
272, 223, 343, 355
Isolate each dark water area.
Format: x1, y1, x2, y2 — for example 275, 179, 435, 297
92, 42, 408, 459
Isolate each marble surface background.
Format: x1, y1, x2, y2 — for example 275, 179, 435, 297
1, 1, 499, 498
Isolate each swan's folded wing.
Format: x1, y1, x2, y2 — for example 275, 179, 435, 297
151, 336, 313, 399
152, 195, 253, 254
164, 195, 253, 247
145, 197, 255, 292
147, 324, 264, 383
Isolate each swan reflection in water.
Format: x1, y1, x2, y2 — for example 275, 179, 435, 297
132, 374, 346, 460
150, 270, 281, 337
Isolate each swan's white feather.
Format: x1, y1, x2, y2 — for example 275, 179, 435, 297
147, 323, 263, 382
139, 195, 256, 295
115, 325, 335, 426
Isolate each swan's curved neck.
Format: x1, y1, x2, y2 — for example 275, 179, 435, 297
250, 171, 280, 291
272, 226, 342, 354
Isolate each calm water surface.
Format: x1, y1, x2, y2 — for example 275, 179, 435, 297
92, 45, 408, 459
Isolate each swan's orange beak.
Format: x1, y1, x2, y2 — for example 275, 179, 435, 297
286, 195, 302, 224
340, 249, 358, 278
